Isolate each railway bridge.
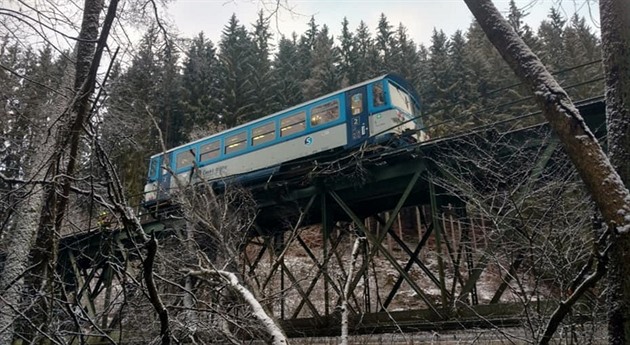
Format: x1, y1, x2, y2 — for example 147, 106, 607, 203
56, 97, 606, 341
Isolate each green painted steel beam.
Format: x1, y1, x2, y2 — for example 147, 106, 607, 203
329, 188, 442, 317
292, 233, 346, 319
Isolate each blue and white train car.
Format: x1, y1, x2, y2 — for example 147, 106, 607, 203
143, 74, 427, 208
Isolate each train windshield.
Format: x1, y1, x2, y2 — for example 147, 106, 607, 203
388, 82, 420, 117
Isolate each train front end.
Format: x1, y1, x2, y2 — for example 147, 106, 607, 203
368, 75, 428, 144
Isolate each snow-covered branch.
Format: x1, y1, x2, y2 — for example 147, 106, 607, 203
186, 268, 288, 345
340, 236, 364, 345
463, 0, 630, 234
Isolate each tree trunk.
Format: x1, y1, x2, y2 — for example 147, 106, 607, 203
340, 237, 363, 345
27, 0, 112, 336
461, 0, 630, 232
0, 48, 74, 345
30, 0, 105, 294
0, 157, 48, 344
600, 0, 630, 343
0, 0, 117, 341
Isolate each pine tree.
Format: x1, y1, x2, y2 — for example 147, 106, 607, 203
154, 40, 184, 148
538, 8, 567, 73
507, 0, 525, 34
302, 25, 341, 100
250, 11, 278, 116
0, 44, 65, 188
181, 32, 220, 138
338, 17, 358, 86
375, 13, 394, 73
464, 21, 526, 123
562, 14, 603, 100
354, 20, 379, 81
507, 0, 539, 49
216, 14, 257, 127
0, 43, 37, 228
447, 30, 475, 122
390, 23, 420, 85
104, 26, 176, 197
424, 28, 452, 132
414, 43, 431, 107
297, 16, 319, 82
463, 22, 494, 115
273, 34, 304, 108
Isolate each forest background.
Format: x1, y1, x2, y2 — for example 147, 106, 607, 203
0, 0, 603, 202
0, 0, 615, 343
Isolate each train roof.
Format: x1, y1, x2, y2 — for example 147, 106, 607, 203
151, 73, 419, 158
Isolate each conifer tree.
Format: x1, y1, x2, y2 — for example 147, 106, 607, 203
0, 42, 22, 188
562, 14, 602, 99
181, 32, 220, 138
465, 21, 524, 121
447, 30, 476, 123
414, 43, 431, 108
0, 44, 66, 233
216, 14, 257, 127
538, 8, 567, 73
250, 11, 278, 116
375, 13, 394, 73
154, 40, 184, 148
302, 25, 341, 99
424, 28, 452, 132
273, 34, 304, 108
507, 0, 538, 48
297, 16, 319, 82
461, 23, 494, 118
390, 23, 420, 85
104, 26, 173, 196
354, 20, 379, 81
338, 17, 359, 86
106, 29, 184, 194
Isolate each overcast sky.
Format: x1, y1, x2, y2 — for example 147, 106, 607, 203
165, 0, 600, 47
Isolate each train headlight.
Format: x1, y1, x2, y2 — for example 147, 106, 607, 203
144, 182, 157, 202
394, 110, 405, 123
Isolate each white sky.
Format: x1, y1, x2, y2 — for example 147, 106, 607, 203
165, 0, 601, 47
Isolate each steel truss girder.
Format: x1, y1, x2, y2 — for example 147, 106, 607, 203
328, 171, 443, 317
291, 232, 350, 319
254, 164, 488, 324
64, 238, 124, 338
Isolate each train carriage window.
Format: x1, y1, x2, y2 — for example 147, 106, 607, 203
389, 83, 414, 115
225, 131, 247, 154
176, 149, 196, 170
200, 141, 220, 161
280, 112, 306, 137
373, 82, 385, 107
310, 100, 339, 126
351, 93, 363, 115
148, 157, 159, 180
160, 154, 171, 177
252, 122, 276, 146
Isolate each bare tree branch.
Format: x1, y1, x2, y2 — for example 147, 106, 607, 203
539, 230, 610, 344
463, 0, 630, 233
144, 234, 171, 345
187, 267, 288, 345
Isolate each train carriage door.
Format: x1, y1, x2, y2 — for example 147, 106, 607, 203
156, 153, 171, 201
346, 86, 369, 147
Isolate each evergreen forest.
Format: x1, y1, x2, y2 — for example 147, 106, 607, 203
2, 0, 628, 342
1, 3, 603, 201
